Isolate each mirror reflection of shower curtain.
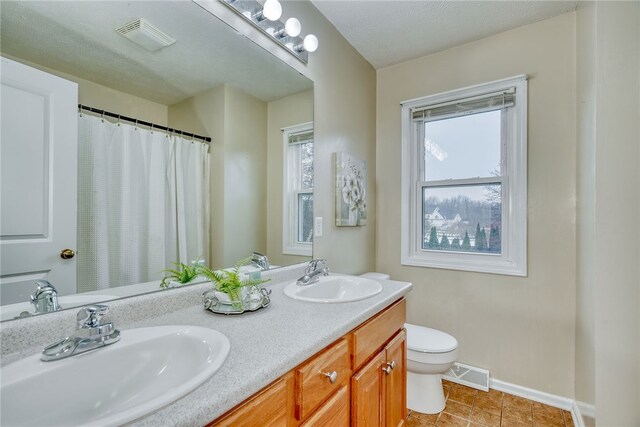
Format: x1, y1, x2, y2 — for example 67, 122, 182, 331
77, 114, 210, 291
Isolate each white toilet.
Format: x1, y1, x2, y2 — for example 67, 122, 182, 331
358, 274, 459, 414
405, 323, 458, 414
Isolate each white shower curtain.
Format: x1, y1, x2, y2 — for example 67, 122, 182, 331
77, 114, 210, 291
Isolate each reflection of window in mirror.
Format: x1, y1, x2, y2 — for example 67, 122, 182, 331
283, 123, 314, 256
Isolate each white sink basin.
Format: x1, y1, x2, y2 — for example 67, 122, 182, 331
284, 275, 383, 303
0, 294, 118, 321
1, 325, 230, 426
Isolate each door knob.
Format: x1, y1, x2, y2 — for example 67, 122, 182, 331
60, 249, 75, 259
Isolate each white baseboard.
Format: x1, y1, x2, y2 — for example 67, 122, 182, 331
574, 400, 596, 427
489, 378, 595, 427
490, 378, 574, 410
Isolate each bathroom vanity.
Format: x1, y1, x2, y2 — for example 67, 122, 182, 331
0, 266, 412, 426
210, 298, 407, 426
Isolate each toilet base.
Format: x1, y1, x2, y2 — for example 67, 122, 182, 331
407, 371, 446, 414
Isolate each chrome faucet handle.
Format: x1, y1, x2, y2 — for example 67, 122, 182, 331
251, 252, 270, 270
42, 304, 120, 362
30, 280, 62, 313
33, 279, 58, 294
306, 259, 328, 273
76, 304, 109, 329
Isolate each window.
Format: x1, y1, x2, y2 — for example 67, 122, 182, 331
401, 75, 527, 276
283, 123, 314, 256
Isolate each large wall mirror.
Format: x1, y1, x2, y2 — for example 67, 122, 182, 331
0, 1, 314, 321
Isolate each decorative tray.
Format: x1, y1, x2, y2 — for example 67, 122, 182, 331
203, 286, 271, 315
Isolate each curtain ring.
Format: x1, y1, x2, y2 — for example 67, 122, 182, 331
150, 123, 154, 134
117, 114, 121, 126
134, 119, 138, 130
101, 111, 105, 123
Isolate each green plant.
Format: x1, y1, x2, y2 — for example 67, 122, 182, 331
200, 257, 270, 304
160, 261, 201, 289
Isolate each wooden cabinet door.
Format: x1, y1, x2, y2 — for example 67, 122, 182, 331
301, 385, 349, 427
384, 330, 407, 427
351, 350, 386, 426
210, 376, 289, 427
295, 338, 351, 420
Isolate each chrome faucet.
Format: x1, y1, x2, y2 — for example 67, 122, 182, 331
30, 280, 62, 314
296, 259, 329, 286
41, 304, 120, 362
251, 252, 270, 271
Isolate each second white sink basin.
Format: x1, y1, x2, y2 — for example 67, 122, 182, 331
284, 275, 383, 303
1, 325, 230, 427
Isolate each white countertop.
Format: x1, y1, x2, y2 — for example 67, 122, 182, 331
127, 277, 412, 426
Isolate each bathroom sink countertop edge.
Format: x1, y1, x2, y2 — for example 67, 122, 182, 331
125, 276, 412, 426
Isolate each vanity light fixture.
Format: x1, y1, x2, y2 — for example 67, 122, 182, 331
262, 0, 282, 21
272, 17, 301, 38
221, 0, 318, 63
300, 34, 319, 53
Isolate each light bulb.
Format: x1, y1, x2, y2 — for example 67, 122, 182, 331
284, 17, 301, 37
303, 34, 318, 52
263, 0, 282, 21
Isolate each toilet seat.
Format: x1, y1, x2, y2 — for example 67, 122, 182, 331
405, 323, 458, 353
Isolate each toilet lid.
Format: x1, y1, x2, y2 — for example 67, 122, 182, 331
405, 323, 458, 353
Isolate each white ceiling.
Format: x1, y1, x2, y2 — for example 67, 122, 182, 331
0, 1, 312, 105
311, 0, 577, 69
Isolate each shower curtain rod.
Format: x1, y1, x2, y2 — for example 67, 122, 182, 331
78, 104, 212, 143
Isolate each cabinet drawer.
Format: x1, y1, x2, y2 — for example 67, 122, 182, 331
351, 299, 406, 370
295, 338, 350, 420
210, 376, 288, 427
301, 385, 349, 427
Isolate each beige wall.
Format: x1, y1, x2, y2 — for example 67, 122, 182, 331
1, 54, 168, 125
576, 4, 640, 424
377, 14, 577, 396
168, 86, 225, 268
169, 85, 267, 269
200, 1, 377, 274
575, 1, 596, 409
589, 2, 639, 425
267, 90, 314, 267
223, 86, 268, 266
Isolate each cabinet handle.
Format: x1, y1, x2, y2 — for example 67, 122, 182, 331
382, 361, 395, 375
322, 371, 338, 383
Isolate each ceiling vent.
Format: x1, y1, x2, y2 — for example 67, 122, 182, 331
116, 18, 176, 51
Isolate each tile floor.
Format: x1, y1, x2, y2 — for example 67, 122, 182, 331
407, 380, 575, 427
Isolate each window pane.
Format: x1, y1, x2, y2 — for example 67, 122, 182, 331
298, 193, 313, 243
424, 110, 501, 181
300, 142, 314, 190
422, 184, 501, 254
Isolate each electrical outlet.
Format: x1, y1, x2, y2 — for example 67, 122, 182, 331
314, 217, 323, 237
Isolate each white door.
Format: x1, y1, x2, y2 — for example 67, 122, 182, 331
0, 57, 78, 305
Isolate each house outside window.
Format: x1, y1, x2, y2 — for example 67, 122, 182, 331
400, 75, 527, 276
283, 123, 314, 256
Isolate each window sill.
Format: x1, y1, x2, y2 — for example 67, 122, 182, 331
401, 252, 526, 277
283, 245, 312, 257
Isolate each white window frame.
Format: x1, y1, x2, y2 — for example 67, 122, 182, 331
400, 75, 527, 276
283, 122, 313, 256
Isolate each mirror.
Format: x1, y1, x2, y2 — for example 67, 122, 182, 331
0, 1, 314, 321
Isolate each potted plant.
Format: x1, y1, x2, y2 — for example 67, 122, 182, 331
159, 260, 203, 289
200, 257, 270, 307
